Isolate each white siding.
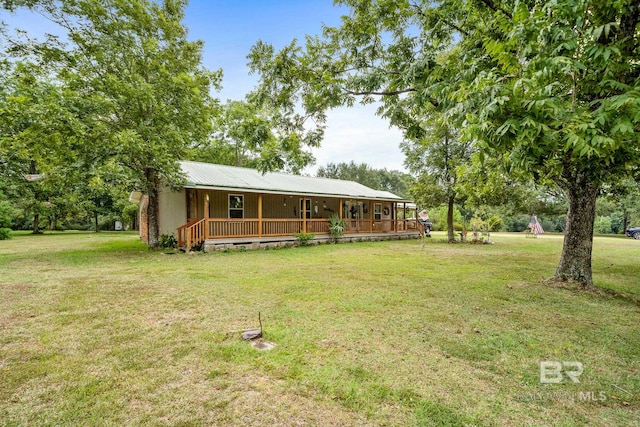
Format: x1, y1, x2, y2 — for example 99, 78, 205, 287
158, 187, 187, 237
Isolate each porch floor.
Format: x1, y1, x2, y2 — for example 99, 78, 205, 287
202, 231, 421, 251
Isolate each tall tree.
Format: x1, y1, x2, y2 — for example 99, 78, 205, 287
401, 116, 473, 242
189, 100, 283, 170
6, 0, 221, 247
0, 60, 79, 233
249, 0, 640, 288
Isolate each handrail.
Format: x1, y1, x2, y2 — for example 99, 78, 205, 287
177, 218, 206, 251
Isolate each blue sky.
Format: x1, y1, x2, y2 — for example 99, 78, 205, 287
184, 1, 347, 100
2, 1, 407, 173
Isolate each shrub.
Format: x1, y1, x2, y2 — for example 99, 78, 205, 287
594, 216, 613, 234
158, 233, 177, 249
0, 195, 16, 229
327, 214, 346, 242
505, 214, 531, 232
0, 228, 11, 240
294, 231, 315, 246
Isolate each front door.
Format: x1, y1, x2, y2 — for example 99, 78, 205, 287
299, 198, 311, 219
186, 189, 198, 221
343, 201, 363, 231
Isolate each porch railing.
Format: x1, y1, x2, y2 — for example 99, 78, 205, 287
177, 218, 206, 251
179, 218, 421, 244
208, 219, 260, 238
262, 219, 303, 236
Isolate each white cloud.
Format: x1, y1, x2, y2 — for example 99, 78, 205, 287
306, 105, 407, 175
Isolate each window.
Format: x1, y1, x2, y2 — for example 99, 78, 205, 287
374, 203, 382, 220
229, 194, 244, 218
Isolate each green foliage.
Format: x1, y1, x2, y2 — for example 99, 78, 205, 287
401, 118, 472, 205
2, 0, 332, 245
0, 190, 16, 228
249, 0, 640, 285
327, 214, 346, 242
158, 233, 177, 249
598, 179, 640, 233
2, 0, 221, 246
0, 227, 12, 240
294, 231, 315, 246
190, 100, 287, 170
428, 204, 463, 232
317, 161, 414, 198
594, 216, 613, 235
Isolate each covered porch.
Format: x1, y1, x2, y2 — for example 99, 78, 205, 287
176, 188, 422, 250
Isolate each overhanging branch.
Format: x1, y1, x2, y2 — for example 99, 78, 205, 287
410, 3, 471, 37
343, 88, 417, 96
477, 0, 513, 20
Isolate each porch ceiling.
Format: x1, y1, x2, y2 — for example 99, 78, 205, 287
180, 161, 411, 202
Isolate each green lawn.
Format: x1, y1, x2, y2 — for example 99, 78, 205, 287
1, 231, 638, 426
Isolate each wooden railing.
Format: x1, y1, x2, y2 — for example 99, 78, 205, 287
262, 219, 304, 236
305, 219, 330, 234
208, 219, 260, 238
178, 217, 421, 245
177, 218, 206, 251
396, 219, 420, 232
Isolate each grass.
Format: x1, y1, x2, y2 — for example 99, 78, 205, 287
0, 231, 639, 426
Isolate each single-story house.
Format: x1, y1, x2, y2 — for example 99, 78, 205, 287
131, 161, 423, 250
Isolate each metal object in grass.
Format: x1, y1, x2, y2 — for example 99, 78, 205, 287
242, 312, 263, 341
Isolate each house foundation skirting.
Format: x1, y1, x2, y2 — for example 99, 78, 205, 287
202, 231, 421, 252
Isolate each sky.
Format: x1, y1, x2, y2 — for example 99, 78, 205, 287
2, 1, 408, 175
186, 1, 408, 174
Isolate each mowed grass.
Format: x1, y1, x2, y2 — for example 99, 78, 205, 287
0, 232, 638, 426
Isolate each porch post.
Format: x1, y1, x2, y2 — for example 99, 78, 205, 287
204, 194, 210, 239
394, 202, 397, 232
258, 193, 263, 237
403, 202, 407, 232
302, 198, 307, 233
369, 201, 373, 233
338, 199, 342, 219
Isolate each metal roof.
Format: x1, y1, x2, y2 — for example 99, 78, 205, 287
179, 161, 409, 201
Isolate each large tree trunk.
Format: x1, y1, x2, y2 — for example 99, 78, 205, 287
447, 194, 455, 243
32, 213, 39, 234
554, 178, 598, 288
145, 168, 160, 248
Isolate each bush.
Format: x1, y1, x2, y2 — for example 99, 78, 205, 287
594, 216, 613, 234
0, 196, 16, 229
505, 214, 531, 232
486, 215, 504, 232
327, 214, 346, 242
0, 228, 12, 240
294, 231, 315, 246
158, 233, 177, 249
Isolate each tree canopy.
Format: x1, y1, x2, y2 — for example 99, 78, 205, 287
2, 0, 220, 246
249, 0, 640, 287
